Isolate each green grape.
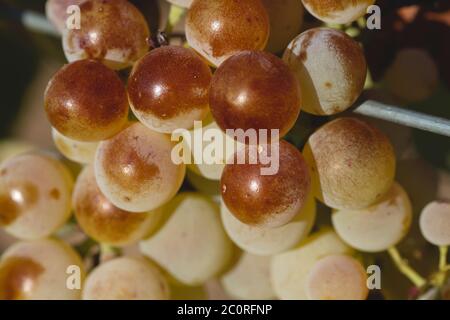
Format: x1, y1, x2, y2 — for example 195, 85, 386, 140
52, 128, 99, 164
0, 239, 84, 300
419, 201, 450, 246
140, 193, 234, 286
82, 256, 170, 300
301, 0, 375, 24
0, 153, 73, 239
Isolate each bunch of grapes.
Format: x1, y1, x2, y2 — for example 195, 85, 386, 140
0, 0, 448, 300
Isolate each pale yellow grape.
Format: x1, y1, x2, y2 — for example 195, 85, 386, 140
0, 153, 73, 239
0, 140, 34, 164
283, 28, 367, 115
301, 0, 375, 24
170, 283, 207, 300
45, 0, 84, 34
186, 170, 220, 198
0, 239, 84, 300
220, 192, 316, 256
419, 201, 450, 246
332, 183, 412, 252
95, 122, 185, 212
52, 128, 98, 164
140, 193, 233, 286
385, 48, 439, 103
306, 254, 368, 300
262, 0, 304, 53
82, 256, 170, 300
271, 228, 353, 300
303, 117, 396, 210
220, 253, 275, 300
166, 0, 193, 8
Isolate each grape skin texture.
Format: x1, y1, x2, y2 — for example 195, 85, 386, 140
419, 201, 450, 246
301, 0, 375, 24
52, 128, 99, 164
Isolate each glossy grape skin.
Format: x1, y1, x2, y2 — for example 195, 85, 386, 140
301, 0, 375, 24
44, 59, 128, 142
221, 141, 311, 228
128, 46, 212, 133
186, 0, 269, 67
52, 128, 99, 164
262, 0, 304, 53
419, 201, 450, 246
283, 28, 366, 115
303, 117, 396, 210
210, 51, 301, 140
140, 193, 233, 286
62, 0, 150, 70
0, 239, 84, 300
82, 257, 170, 300
220, 192, 316, 256
166, 0, 192, 8
73, 166, 163, 246
306, 254, 368, 300
332, 183, 412, 252
45, 0, 85, 34
0, 153, 73, 239
95, 122, 185, 213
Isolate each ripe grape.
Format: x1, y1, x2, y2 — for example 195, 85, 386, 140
332, 183, 412, 252
45, 0, 85, 34
301, 0, 375, 24
62, 0, 150, 70
44, 59, 128, 142
271, 228, 353, 300
0, 140, 34, 164
166, 0, 192, 8
221, 140, 311, 228
0, 239, 84, 300
185, 0, 270, 66
419, 201, 450, 246
303, 117, 396, 210
52, 128, 99, 164
128, 46, 212, 133
220, 192, 316, 256
186, 171, 220, 198
95, 122, 185, 212
306, 254, 368, 300
283, 28, 367, 115
0, 153, 73, 239
140, 193, 233, 286
385, 48, 439, 103
261, 0, 304, 53
220, 253, 275, 300
82, 256, 170, 300
73, 166, 163, 246
210, 51, 301, 141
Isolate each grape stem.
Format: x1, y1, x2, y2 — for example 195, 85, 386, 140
388, 247, 427, 288
439, 246, 450, 272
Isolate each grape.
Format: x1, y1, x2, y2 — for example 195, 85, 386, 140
306, 254, 368, 300
271, 228, 354, 300
303, 117, 396, 210
128, 46, 212, 133
62, 0, 150, 70
0, 239, 84, 300
95, 122, 185, 213
44, 59, 129, 142
73, 166, 163, 246
261, 0, 304, 53
82, 256, 170, 300
384, 48, 439, 103
170, 283, 207, 300
301, 0, 375, 24
419, 201, 450, 246
220, 192, 316, 256
210, 51, 301, 141
332, 183, 412, 252
45, 0, 85, 34
140, 193, 233, 286
221, 140, 311, 228
52, 128, 99, 164
166, 0, 192, 8
186, 171, 220, 198
185, 0, 270, 67
283, 28, 366, 115
220, 252, 275, 300
0, 140, 34, 164
0, 153, 73, 239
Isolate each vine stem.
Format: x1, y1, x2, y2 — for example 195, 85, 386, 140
439, 246, 450, 272
388, 247, 427, 288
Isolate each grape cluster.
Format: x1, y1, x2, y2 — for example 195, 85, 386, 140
0, 0, 448, 300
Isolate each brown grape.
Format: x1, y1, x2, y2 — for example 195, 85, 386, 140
185, 0, 270, 66
210, 51, 301, 139
128, 46, 212, 133
44, 59, 128, 142
221, 140, 311, 228
301, 0, 375, 24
